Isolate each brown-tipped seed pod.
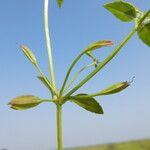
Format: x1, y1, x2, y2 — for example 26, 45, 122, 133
85, 40, 113, 52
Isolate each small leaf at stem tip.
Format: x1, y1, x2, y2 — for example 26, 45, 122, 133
8, 95, 43, 110
104, 1, 137, 22
57, 0, 64, 8
70, 94, 104, 114
20, 45, 37, 65
85, 40, 113, 52
37, 76, 53, 92
86, 52, 100, 68
92, 81, 130, 96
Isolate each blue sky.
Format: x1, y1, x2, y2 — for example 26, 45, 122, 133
0, 0, 150, 150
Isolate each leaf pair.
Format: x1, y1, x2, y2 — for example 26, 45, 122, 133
104, 1, 150, 46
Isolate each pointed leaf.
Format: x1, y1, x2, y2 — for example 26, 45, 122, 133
20, 45, 37, 65
104, 1, 137, 22
57, 0, 64, 8
138, 21, 150, 47
70, 94, 104, 114
37, 76, 53, 92
91, 82, 130, 96
85, 40, 113, 52
8, 95, 43, 110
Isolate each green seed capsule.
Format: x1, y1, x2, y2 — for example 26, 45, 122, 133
8, 95, 42, 110
20, 45, 37, 65
99, 82, 130, 95
90, 81, 130, 97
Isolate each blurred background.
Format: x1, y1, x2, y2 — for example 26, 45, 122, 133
0, 0, 150, 150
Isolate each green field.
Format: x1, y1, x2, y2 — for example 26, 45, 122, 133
67, 139, 150, 150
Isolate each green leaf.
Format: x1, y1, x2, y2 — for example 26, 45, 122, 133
104, 1, 137, 22
37, 76, 53, 92
70, 94, 104, 114
8, 95, 43, 110
57, 0, 64, 8
138, 20, 150, 47
85, 40, 113, 52
90, 81, 130, 96
20, 45, 37, 65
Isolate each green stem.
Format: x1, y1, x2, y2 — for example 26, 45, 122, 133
44, 1, 61, 150
44, 0, 56, 91
60, 51, 85, 96
43, 99, 56, 102
63, 62, 95, 94
57, 104, 63, 150
65, 26, 137, 98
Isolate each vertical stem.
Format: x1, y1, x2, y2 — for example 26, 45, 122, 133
57, 104, 63, 150
44, 1, 62, 150
44, 0, 56, 90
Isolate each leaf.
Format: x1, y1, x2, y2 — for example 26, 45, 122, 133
20, 45, 37, 65
70, 94, 104, 114
91, 81, 130, 96
8, 95, 43, 110
138, 21, 150, 47
57, 0, 64, 8
85, 40, 113, 52
37, 76, 53, 92
104, 1, 137, 22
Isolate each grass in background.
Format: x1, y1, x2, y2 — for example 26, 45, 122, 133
67, 139, 150, 150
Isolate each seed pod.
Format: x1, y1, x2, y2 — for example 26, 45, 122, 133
20, 45, 37, 65
8, 95, 42, 110
85, 40, 113, 52
90, 81, 130, 97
